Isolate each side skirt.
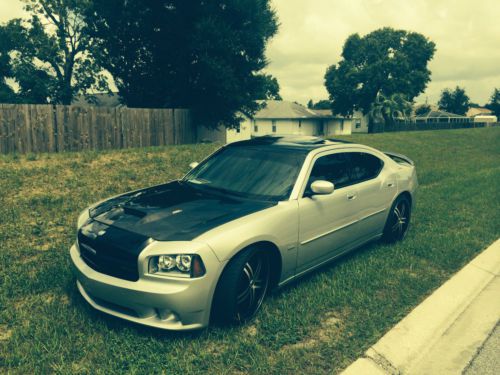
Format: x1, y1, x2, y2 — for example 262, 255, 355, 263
277, 233, 383, 288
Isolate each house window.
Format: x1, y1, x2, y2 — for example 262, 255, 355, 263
236, 124, 241, 133
253, 120, 258, 133
355, 120, 361, 129
299, 120, 302, 128
272, 120, 277, 133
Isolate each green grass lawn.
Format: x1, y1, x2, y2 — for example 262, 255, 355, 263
1, 128, 499, 374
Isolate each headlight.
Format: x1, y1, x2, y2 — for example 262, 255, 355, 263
148, 254, 206, 278
77, 208, 91, 229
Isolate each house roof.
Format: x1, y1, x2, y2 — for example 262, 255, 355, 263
254, 100, 322, 119
414, 110, 468, 119
467, 107, 492, 117
311, 109, 333, 117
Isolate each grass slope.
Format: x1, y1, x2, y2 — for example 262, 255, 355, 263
0, 128, 499, 374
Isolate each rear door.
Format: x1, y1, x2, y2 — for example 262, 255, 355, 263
349, 152, 397, 240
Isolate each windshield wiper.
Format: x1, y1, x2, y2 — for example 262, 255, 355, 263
186, 178, 211, 185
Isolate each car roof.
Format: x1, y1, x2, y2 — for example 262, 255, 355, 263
227, 135, 355, 152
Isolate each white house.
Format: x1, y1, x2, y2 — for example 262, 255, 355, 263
227, 100, 356, 143
351, 110, 369, 133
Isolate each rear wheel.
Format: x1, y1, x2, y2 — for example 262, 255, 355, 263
383, 195, 411, 243
211, 247, 270, 325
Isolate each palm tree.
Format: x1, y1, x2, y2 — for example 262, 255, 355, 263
368, 92, 412, 132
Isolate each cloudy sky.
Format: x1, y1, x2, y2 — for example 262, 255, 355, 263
1, 0, 499, 105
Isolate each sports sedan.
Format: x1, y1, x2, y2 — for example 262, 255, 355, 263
70, 135, 417, 330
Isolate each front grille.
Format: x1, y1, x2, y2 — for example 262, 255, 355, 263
77, 223, 149, 282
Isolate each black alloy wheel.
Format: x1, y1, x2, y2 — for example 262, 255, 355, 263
212, 247, 270, 325
383, 195, 411, 243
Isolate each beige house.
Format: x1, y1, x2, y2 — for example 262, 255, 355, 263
467, 107, 492, 118
227, 100, 356, 143
466, 107, 497, 123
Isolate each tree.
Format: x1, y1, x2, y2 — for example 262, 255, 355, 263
485, 88, 500, 119
255, 74, 281, 100
438, 86, 470, 115
415, 104, 431, 116
310, 100, 331, 110
0, 23, 18, 103
369, 93, 412, 131
324, 27, 436, 116
1, 0, 108, 105
86, 0, 278, 128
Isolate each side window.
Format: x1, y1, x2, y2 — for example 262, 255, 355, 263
306, 153, 352, 192
349, 152, 384, 183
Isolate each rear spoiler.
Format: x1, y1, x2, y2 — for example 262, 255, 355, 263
384, 151, 414, 166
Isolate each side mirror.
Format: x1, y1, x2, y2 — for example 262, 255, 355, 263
310, 180, 334, 195
189, 162, 199, 170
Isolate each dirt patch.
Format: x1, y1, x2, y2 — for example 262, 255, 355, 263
244, 323, 258, 337
0, 325, 12, 341
13, 292, 70, 311
280, 312, 343, 352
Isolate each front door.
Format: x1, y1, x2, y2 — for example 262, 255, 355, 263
297, 152, 360, 272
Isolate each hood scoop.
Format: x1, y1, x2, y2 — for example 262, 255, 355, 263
123, 206, 147, 218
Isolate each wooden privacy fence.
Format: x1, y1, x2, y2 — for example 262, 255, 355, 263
0, 104, 197, 154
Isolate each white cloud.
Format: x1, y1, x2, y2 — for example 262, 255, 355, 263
0, 1, 25, 23
266, 0, 500, 105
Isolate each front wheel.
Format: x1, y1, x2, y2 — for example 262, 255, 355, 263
383, 195, 411, 243
211, 247, 270, 325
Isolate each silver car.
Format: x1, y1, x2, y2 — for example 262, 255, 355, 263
70, 135, 417, 330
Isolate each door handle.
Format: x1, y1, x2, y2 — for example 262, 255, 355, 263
387, 182, 395, 187
347, 193, 357, 200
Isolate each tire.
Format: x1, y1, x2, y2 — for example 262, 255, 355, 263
383, 195, 411, 243
211, 246, 270, 325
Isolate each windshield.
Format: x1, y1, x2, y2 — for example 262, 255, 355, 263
184, 146, 307, 201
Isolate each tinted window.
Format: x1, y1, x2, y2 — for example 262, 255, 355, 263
185, 147, 307, 201
307, 153, 351, 191
306, 152, 383, 194
350, 152, 383, 183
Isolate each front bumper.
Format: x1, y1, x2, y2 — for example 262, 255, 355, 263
70, 242, 222, 330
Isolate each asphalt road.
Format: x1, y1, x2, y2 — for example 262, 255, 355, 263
464, 323, 500, 375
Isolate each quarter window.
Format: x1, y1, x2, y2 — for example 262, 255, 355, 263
349, 152, 384, 184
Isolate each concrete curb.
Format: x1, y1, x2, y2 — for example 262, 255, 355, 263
341, 238, 500, 375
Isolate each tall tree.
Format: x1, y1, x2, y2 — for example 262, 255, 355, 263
438, 86, 470, 115
485, 88, 500, 119
2, 0, 108, 104
0, 23, 18, 103
309, 99, 331, 110
86, 0, 278, 128
324, 27, 436, 116
255, 74, 282, 100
